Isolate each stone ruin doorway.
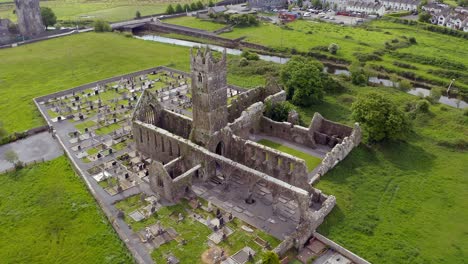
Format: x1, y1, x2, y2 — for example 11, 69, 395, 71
215, 141, 225, 156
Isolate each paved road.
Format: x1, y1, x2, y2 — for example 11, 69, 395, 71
0, 132, 63, 172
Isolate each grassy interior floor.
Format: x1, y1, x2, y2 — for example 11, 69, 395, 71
0, 156, 132, 263
257, 139, 322, 172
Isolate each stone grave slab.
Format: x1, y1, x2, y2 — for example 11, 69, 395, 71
129, 210, 145, 222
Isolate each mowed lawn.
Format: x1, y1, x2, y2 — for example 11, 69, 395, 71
0, 156, 133, 263
163, 16, 227, 31
295, 86, 468, 263
0, 32, 267, 134
257, 139, 322, 172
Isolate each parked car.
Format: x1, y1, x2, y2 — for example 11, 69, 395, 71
303, 12, 311, 17
329, 16, 335, 20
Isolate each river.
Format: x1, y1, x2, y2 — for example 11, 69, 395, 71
136, 34, 467, 109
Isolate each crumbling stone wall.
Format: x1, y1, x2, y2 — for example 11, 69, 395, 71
227, 82, 282, 122
310, 122, 361, 184
310, 112, 353, 146
0, 19, 14, 44
14, 0, 44, 37
260, 117, 317, 148
273, 194, 336, 257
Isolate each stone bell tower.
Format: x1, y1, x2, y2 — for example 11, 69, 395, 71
189, 48, 228, 147
14, 0, 45, 37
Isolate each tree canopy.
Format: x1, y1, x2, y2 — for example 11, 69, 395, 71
40, 7, 56, 29
280, 56, 324, 107
351, 92, 409, 142
261, 251, 280, 264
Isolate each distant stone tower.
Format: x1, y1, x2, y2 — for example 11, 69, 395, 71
14, 0, 44, 37
189, 48, 228, 147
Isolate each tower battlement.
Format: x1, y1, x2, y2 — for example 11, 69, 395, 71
190, 48, 227, 73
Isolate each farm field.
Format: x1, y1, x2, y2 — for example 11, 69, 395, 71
0, 0, 192, 22
0, 32, 269, 134
163, 16, 227, 31
217, 19, 468, 92
0, 156, 133, 263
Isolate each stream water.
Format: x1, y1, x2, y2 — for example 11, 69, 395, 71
136, 34, 467, 109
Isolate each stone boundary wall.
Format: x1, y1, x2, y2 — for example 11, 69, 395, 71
260, 117, 316, 148
160, 109, 193, 139
34, 66, 188, 103
310, 122, 361, 185
313, 232, 371, 264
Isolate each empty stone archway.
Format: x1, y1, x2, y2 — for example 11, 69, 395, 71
215, 141, 225, 156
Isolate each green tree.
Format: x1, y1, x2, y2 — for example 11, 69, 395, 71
196, 1, 204, 10
351, 92, 409, 142
175, 3, 184, 13
312, 0, 322, 8
209, 0, 215, 7
135, 10, 141, 18
328, 43, 339, 54
166, 4, 175, 14
191, 2, 198, 11
40, 7, 57, 29
297, 0, 304, 7
183, 4, 191, 12
264, 101, 294, 122
261, 251, 280, 264
280, 56, 324, 106
350, 64, 368, 86
418, 12, 431, 23
93, 20, 111, 32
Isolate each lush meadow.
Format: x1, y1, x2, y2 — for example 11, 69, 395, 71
0, 156, 133, 263
0, 32, 269, 134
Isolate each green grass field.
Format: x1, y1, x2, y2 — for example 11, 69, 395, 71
218, 19, 468, 91
0, 32, 268, 134
163, 16, 227, 31
0, 156, 133, 263
292, 84, 468, 264
257, 139, 322, 172
0, 0, 196, 22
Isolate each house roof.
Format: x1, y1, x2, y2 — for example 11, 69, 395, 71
209, 6, 228, 13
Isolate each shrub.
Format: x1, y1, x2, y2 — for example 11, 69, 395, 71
135, 10, 141, 19
264, 101, 294, 122
429, 87, 444, 103
241, 50, 259, 61
328, 43, 339, 55
399, 79, 412, 91
416, 99, 431, 112
239, 57, 249, 66
261, 251, 280, 264
409, 36, 417, 44
93, 20, 111, 32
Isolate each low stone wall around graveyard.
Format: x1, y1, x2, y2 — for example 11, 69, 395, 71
34, 66, 188, 103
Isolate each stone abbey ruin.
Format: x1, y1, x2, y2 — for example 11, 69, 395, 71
132, 48, 362, 255
14, 0, 44, 37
